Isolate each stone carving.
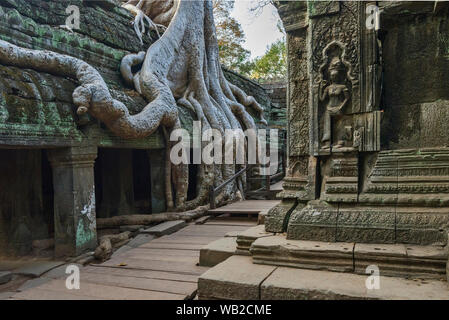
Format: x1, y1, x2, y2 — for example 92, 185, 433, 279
274, 1, 449, 247
318, 42, 354, 152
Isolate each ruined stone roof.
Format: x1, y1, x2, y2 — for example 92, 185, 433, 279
0, 0, 165, 148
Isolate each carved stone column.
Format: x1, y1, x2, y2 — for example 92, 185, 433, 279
265, 1, 314, 233
48, 146, 98, 257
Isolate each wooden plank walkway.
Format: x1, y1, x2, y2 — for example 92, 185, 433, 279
207, 200, 280, 216
9, 219, 255, 300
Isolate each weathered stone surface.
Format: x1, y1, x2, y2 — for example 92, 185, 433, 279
275, 0, 449, 248
127, 234, 156, 248
14, 261, 65, 278
198, 256, 276, 300
141, 220, 187, 237
287, 201, 338, 242
195, 216, 211, 225
265, 200, 298, 233
354, 243, 447, 279
41, 264, 82, 279
236, 225, 275, 253
336, 206, 395, 244
396, 207, 449, 245
199, 237, 237, 267
48, 146, 98, 257
225, 231, 241, 238
251, 236, 354, 272
18, 277, 52, 291
0, 271, 12, 284
260, 267, 449, 300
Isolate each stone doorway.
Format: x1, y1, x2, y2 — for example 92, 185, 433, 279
0, 149, 55, 257
94, 148, 167, 218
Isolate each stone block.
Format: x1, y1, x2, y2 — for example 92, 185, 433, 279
198, 256, 277, 300
260, 267, 449, 300
265, 200, 298, 233
0, 271, 12, 285
336, 206, 395, 243
354, 243, 447, 279
15, 261, 65, 278
127, 234, 156, 248
396, 207, 449, 245
199, 237, 237, 267
236, 225, 274, 253
251, 235, 354, 272
141, 220, 186, 237
287, 201, 338, 242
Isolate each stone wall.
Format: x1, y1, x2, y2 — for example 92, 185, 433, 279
262, 82, 287, 129
380, 2, 449, 149
267, 1, 449, 246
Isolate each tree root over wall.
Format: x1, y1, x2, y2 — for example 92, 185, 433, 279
0, 0, 266, 212
96, 205, 210, 229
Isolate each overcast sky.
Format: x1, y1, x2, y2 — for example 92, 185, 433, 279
231, 1, 284, 59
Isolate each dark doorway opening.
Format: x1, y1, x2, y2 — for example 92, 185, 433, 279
0, 149, 54, 257
133, 150, 152, 214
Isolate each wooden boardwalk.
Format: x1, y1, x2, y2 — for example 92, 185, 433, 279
207, 200, 280, 217
9, 219, 256, 300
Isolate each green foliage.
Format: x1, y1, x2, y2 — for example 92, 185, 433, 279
213, 1, 286, 81
213, 0, 252, 74
249, 39, 286, 82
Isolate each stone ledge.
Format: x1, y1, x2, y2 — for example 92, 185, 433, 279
198, 256, 276, 300
141, 220, 186, 237
354, 243, 447, 279
250, 235, 447, 279
199, 237, 237, 267
236, 225, 275, 253
261, 267, 449, 300
198, 255, 449, 300
251, 236, 354, 272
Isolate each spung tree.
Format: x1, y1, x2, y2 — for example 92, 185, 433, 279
0, 0, 267, 212
213, 0, 252, 74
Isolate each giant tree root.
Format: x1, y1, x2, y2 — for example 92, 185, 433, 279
96, 205, 210, 229
94, 231, 132, 261
0, 0, 266, 211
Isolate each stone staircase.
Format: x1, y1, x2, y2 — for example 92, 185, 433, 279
198, 225, 449, 299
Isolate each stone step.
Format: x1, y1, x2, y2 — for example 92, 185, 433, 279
250, 235, 447, 279
141, 220, 187, 237
0, 271, 12, 285
198, 255, 449, 300
235, 225, 275, 254
199, 237, 238, 267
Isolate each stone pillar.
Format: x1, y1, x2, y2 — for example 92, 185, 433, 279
48, 146, 98, 258
148, 149, 166, 213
